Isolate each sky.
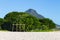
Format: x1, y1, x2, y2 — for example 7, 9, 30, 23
0, 0, 60, 25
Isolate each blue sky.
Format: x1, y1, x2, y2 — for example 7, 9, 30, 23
0, 0, 60, 25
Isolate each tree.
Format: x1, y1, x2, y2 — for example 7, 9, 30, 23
4, 11, 56, 31
25, 15, 41, 31
0, 18, 4, 30
4, 12, 41, 31
39, 18, 56, 29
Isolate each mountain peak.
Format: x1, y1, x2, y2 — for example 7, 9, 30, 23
26, 9, 37, 13
27, 9, 36, 11
25, 9, 44, 18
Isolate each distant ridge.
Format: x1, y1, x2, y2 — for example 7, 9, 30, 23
25, 9, 44, 18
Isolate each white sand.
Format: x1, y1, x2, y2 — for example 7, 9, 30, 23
0, 32, 60, 40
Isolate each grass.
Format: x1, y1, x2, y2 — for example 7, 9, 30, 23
0, 29, 57, 32
29, 30, 54, 32
0, 30, 9, 32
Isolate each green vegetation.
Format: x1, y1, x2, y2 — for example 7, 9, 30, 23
29, 30, 53, 32
0, 18, 4, 30
0, 12, 56, 32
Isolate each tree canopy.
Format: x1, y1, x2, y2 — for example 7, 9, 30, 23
0, 18, 4, 30
4, 12, 41, 31
39, 18, 56, 30
0, 12, 56, 32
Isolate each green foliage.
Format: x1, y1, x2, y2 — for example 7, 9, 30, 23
0, 18, 4, 25
0, 12, 56, 32
39, 18, 56, 29
0, 18, 4, 30
4, 12, 41, 31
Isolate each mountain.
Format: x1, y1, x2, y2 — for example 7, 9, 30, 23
56, 24, 60, 29
25, 9, 60, 29
25, 9, 44, 18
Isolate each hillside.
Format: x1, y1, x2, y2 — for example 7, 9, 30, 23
25, 9, 44, 18
0, 9, 57, 32
26, 9, 60, 29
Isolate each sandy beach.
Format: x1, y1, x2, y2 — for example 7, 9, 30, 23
0, 32, 60, 40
